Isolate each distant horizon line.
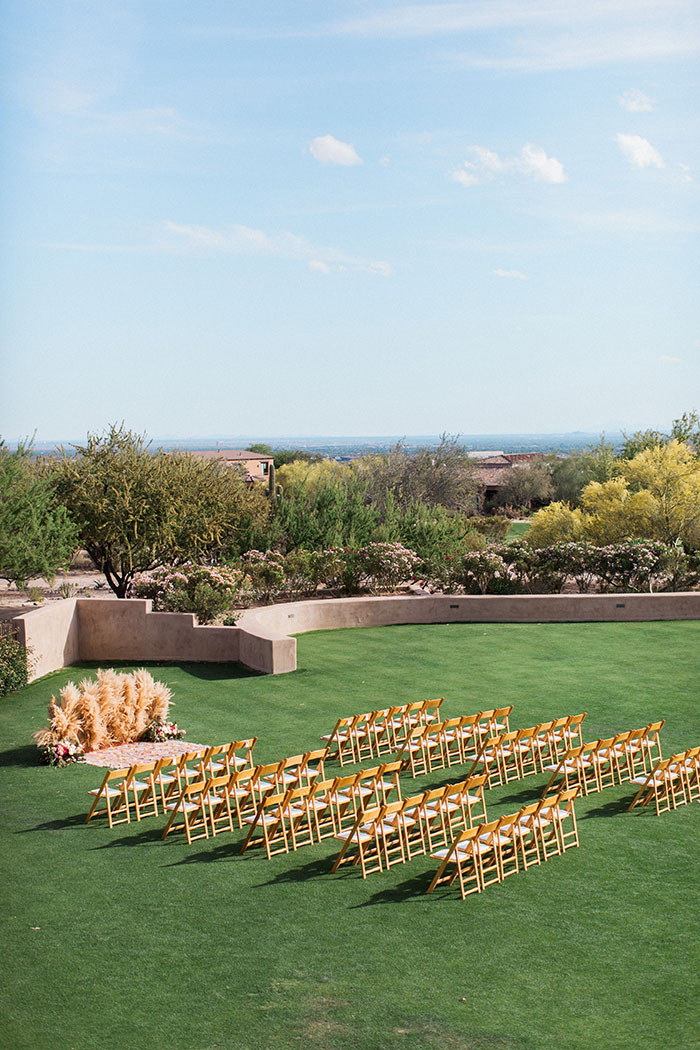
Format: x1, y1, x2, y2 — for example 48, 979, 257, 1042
20, 429, 628, 446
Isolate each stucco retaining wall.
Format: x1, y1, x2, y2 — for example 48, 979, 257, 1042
12, 591, 700, 682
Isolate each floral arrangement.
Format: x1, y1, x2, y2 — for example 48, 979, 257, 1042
37, 739, 84, 767
141, 718, 184, 743
33, 668, 174, 759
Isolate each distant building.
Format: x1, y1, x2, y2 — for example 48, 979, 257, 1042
470, 451, 547, 510
188, 449, 274, 487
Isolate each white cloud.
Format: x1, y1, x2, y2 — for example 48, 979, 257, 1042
619, 89, 655, 112
660, 354, 683, 364
324, 1, 700, 72
162, 220, 391, 276
492, 269, 529, 280
616, 133, 665, 168
452, 143, 566, 186
309, 134, 362, 166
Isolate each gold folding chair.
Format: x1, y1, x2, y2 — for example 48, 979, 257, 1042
161, 780, 209, 843
627, 758, 679, 815
86, 766, 133, 827
551, 787, 580, 853
331, 806, 383, 878
320, 715, 359, 765
427, 826, 484, 898
240, 789, 290, 857
227, 765, 258, 827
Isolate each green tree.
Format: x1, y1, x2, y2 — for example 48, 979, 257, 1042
0, 438, 77, 587
53, 425, 270, 597
496, 461, 553, 512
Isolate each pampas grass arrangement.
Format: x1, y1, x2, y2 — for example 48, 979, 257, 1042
33, 668, 174, 755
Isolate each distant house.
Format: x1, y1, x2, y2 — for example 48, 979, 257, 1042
468, 451, 546, 510
188, 449, 274, 487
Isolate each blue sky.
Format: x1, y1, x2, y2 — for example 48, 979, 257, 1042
2, 0, 699, 442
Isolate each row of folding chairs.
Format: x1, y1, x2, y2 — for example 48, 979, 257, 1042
628, 746, 700, 815
330, 774, 489, 878
464, 714, 587, 787
427, 788, 580, 899
396, 707, 514, 777
542, 721, 665, 797
320, 698, 445, 765
85, 738, 257, 827
163, 761, 403, 850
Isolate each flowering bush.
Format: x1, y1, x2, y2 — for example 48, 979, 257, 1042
141, 718, 184, 743
441, 550, 512, 595
239, 550, 288, 603
498, 541, 569, 594
358, 542, 422, 593
0, 636, 30, 697
130, 564, 250, 623
37, 739, 84, 767
589, 540, 669, 593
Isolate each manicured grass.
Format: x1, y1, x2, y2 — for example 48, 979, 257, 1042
506, 520, 531, 542
2, 622, 699, 1050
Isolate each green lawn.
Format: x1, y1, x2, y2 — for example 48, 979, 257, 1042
505, 520, 531, 542
1, 622, 699, 1050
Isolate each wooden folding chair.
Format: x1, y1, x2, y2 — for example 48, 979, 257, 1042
627, 758, 680, 815
161, 779, 209, 843
369, 707, 401, 756
210, 737, 257, 777
128, 760, 167, 822
321, 715, 359, 765
397, 792, 429, 858
227, 765, 258, 827
467, 733, 505, 788
543, 743, 599, 797
679, 746, 700, 803
250, 760, 287, 805
161, 748, 208, 803
204, 773, 236, 837
641, 720, 665, 770
331, 806, 384, 877
420, 697, 445, 724
427, 826, 484, 898
550, 713, 587, 759
441, 718, 466, 766
302, 778, 336, 839
322, 773, 365, 833
240, 790, 290, 857
389, 701, 425, 747
551, 787, 580, 853
86, 766, 133, 827
488, 812, 520, 883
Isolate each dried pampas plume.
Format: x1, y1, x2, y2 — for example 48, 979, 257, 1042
34, 668, 174, 754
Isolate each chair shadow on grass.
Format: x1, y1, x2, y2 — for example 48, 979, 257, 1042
582, 794, 635, 819
349, 870, 434, 907
255, 854, 337, 886
21, 812, 92, 833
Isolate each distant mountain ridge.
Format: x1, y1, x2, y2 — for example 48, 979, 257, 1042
27, 432, 624, 457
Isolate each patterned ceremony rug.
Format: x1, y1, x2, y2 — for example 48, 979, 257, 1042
82, 740, 209, 768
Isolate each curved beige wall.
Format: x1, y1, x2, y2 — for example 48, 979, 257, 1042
13, 591, 700, 682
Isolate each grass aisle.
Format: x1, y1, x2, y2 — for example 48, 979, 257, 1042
1, 622, 699, 1050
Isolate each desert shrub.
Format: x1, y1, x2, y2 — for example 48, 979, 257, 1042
0, 636, 29, 696
468, 515, 510, 543
130, 564, 249, 623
